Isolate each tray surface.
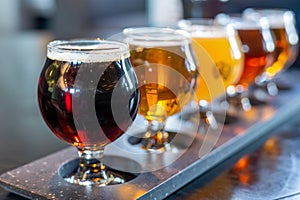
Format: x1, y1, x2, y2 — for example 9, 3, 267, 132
1, 72, 300, 200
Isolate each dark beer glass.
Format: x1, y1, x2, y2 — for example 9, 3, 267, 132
37, 39, 140, 185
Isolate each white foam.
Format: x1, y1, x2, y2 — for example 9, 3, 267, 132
123, 27, 190, 47
191, 29, 228, 38
124, 39, 188, 47
47, 40, 130, 63
178, 19, 233, 38
267, 19, 285, 28
243, 9, 295, 29
232, 21, 262, 30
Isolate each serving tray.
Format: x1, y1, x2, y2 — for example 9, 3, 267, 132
1, 71, 300, 200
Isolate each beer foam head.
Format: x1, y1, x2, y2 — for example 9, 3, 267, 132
178, 18, 214, 29
47, 39, 130, 62
243, 8, 296, 28
123, 27, 191, 47
192, 30, 227, 38
230, 17, 264, 30
178, 19, 234, 38
188, 26, 229, 38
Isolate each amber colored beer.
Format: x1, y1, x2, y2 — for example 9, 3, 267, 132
123, 27, 198, 152
265, 27, 289, 76
235, 28, 275, 85
243, 9, 299, 77
264, 26, 291, 77
129, 45, 197, 121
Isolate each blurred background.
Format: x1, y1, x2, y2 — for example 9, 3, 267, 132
2, 0, 300, 61
0, 0, 300, 184
2, 0, 300, 38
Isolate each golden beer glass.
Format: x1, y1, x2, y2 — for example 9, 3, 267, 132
178, 19, 244, 125
123, 27, 198, 152
243, 8, 299, 96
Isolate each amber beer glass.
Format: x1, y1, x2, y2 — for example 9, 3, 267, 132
178, 19, 244, 125
123, 27, 198, 152
228, 17, 275, 111
38, 39, 140, 185
243, 8, 299, 95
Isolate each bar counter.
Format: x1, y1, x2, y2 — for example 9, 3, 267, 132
1, 31, 300, 199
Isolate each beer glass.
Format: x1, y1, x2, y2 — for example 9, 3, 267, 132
37, 39, 140, 185
243, 8, 299, 96
123, 27, 198, 152
178, 18, 244, 125
222, 17, 276, 111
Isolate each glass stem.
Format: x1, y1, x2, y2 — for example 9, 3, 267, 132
255, 73, 278, 96
266, 81, 278, 96
77, 148, 112, 184
227, 84, 251, 113
143, 120, 169, 151
199, 100, 218, 131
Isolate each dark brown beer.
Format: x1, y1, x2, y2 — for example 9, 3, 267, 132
38, 42, 139, 148
236, 28, 275, 85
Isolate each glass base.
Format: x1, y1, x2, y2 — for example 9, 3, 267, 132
141, 131, 168, 152
226, 87, 252, 112
198, 100, 219, 132
255, 74, 279, 96
214, 95, 246, 125
128, 131, 191, 153
59, 158, 138, 186
64, 170, 125, 186
215, 111, 239, 125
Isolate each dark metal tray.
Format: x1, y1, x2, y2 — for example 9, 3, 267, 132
1, 72, 300, 200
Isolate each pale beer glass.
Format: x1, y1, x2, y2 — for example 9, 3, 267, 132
123, 27, 198, 152
178, 18, 244, 125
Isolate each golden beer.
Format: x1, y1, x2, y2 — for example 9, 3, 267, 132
193, 35, 243, 87
179, 20, 243, 102
193, 34, 243, 102
123, 27, 198, 151
129, 45, 197, 121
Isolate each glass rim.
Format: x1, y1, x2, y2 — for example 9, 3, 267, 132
229, 16, 268, 30
47, 39, 130, 62
243, 8, 296, 27
244, 8, 294, 16
178, 18, 215, 28
178, 18, 234, 37
122, 27, 191, 47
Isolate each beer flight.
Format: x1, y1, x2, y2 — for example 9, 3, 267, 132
37, 8, 298, 186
